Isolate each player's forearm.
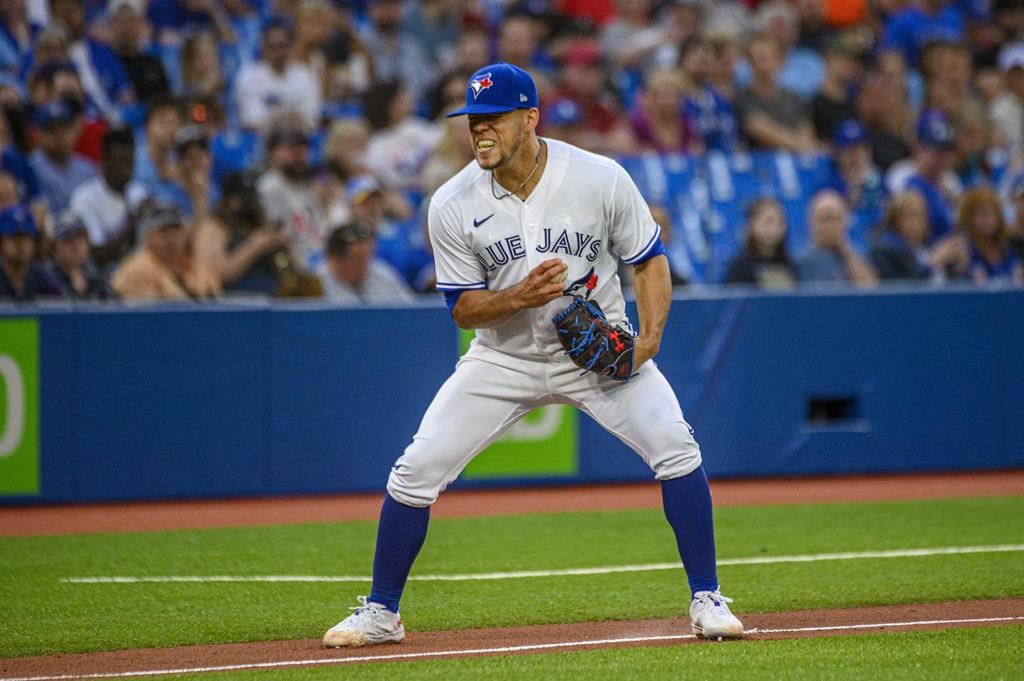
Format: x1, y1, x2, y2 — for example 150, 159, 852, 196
451, 258, 567, 329
451, 288, 528, 329
632, 254, 671, 358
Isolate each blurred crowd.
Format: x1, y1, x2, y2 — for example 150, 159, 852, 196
1, 0, 1023, 304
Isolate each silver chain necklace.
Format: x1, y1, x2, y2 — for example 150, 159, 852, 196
490, 140, 545, 200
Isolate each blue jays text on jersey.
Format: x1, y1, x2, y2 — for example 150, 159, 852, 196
475, 227, 602, 272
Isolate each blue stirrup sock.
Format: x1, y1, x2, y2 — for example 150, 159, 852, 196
368, 493, 430, 613
660, 465, 720, 597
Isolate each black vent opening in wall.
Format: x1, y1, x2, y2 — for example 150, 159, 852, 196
807, 396, 861, 424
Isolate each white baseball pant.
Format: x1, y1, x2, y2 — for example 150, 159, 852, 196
387, 348, 702, 508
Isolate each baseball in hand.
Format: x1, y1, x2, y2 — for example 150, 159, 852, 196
551, 260, 568, 284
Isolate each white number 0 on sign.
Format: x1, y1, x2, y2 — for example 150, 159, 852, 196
0, 355, 25, 458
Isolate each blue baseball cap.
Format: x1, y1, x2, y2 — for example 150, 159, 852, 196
446, 63, 539, 118
917, 108, 955, 150
832, 119, 868, 148
32, 99, 76, 129
545, 98, 582, 127
0, 205, 38, 237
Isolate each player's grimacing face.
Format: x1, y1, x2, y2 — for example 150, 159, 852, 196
467, 110, 529, 170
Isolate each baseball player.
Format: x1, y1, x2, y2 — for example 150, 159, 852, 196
324, 63, 744, 647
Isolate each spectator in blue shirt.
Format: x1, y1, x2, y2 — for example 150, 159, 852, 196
49, 0, 136, 124
347, 172, 429, 288
133, 95, 183, 198
0, 0, 41, 74
0, 204, 62, 301
878, 0, 965, 67
825, 120, 887, 249
164, 124, 219, 222
185, 95, 262, 190
681, 39, 739, 154
904, 108, 959, 239
28, 99, 98, 215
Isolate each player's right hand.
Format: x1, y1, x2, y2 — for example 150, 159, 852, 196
513, 258, 568, 309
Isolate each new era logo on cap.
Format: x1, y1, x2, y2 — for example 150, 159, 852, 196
447, 63, 539, 118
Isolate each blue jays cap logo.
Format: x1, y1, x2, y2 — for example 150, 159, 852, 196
446, 63, 538, 118
469, 72, 493, 100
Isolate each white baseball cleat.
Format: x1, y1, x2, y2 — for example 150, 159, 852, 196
689, 590, 745, 640
323, 596, 406, 648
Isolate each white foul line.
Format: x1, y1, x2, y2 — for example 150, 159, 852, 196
2, 616, 1022, 681
62, 543, 1024, 584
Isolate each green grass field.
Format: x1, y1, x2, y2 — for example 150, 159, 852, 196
2, 496, 1023, 679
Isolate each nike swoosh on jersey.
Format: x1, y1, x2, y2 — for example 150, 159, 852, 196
473, 214, 495, 227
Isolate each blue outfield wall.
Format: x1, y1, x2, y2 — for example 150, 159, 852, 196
1, 287, 1022, 503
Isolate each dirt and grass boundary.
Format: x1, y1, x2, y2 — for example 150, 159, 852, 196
3, 470, 1023, 537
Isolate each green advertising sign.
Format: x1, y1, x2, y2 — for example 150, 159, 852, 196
0, 318, 39, 495
458, 329, 578, 479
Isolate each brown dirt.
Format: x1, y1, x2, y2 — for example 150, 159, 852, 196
2, 470, 1023, 537
1, 600, 1022, 679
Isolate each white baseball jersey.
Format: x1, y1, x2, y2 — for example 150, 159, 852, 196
428, 138, 662, 359
388, 138, 699, 509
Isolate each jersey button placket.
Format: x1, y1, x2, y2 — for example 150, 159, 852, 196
523, 203, 547, 347
521, 204, 540, 269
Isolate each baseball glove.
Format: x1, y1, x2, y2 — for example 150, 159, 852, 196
552, 295, 635, 382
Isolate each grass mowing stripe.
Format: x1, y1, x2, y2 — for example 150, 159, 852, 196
61, 543, 1024, 584
3, 617, 1022, 681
